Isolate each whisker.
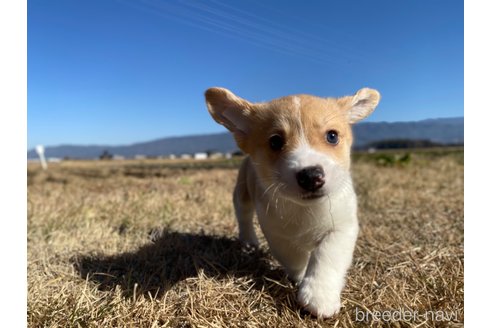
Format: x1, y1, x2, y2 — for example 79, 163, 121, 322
261, 181, 277, 198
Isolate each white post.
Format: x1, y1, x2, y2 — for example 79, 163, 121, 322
35, 145, 48, 170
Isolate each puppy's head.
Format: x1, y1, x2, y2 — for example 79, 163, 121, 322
205, 87, 380, 203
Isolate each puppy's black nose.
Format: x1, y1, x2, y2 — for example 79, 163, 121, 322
296, 166, 325, 192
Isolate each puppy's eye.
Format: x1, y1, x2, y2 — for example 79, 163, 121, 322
325, 130, 339, 145
269, 134, 285, 151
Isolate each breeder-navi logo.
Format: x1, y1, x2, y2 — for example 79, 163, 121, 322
354, 307, 459, 323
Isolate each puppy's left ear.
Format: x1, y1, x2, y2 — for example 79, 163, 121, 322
205, 87, 255, 151
346, 88, 381, 123
205, 87, 253, 135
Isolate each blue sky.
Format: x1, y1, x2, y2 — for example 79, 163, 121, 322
28, 0, 463, 149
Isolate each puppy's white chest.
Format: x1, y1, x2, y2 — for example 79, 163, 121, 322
255, 186, 358, 250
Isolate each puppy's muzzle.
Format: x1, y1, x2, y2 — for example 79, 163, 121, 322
296, 166, 325, 192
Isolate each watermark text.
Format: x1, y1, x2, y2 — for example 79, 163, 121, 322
354, 307, 459, 323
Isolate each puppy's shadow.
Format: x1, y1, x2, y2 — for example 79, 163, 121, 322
72, 229, 289, 299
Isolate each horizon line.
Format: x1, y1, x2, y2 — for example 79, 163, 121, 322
27, 115, 464, 151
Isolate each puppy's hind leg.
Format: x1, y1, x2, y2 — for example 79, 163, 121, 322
233, 162, 259, 248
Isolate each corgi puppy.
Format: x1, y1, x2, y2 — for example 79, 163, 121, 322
204, 87, 380, 318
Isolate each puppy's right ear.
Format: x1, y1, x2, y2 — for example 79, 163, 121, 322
205, 87, 254, 142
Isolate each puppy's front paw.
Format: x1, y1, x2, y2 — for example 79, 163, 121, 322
238, 232, 259, 249
297, 277, 341, 318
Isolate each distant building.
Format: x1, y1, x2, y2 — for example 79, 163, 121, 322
168, 154, 176, 160
180, 154, 192, 159
194, 152, 208, 160
47, 157, 61, 163
134, 155, 147, 160
208, 152, 223, 159
113, 155, 125, 160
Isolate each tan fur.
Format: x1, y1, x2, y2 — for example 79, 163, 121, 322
206, 88, 379, 176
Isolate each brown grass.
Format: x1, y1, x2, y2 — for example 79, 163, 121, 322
27, 150, 464, 327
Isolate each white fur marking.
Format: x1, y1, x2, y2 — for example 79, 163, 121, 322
292, 96, 301, 111
291, 99, 324, 169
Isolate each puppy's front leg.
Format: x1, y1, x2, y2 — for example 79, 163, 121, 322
297, 227, 358, 318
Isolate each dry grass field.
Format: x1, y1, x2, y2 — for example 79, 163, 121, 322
27, 149, 463, 327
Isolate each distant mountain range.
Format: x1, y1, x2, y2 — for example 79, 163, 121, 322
27, 117, 464, 159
